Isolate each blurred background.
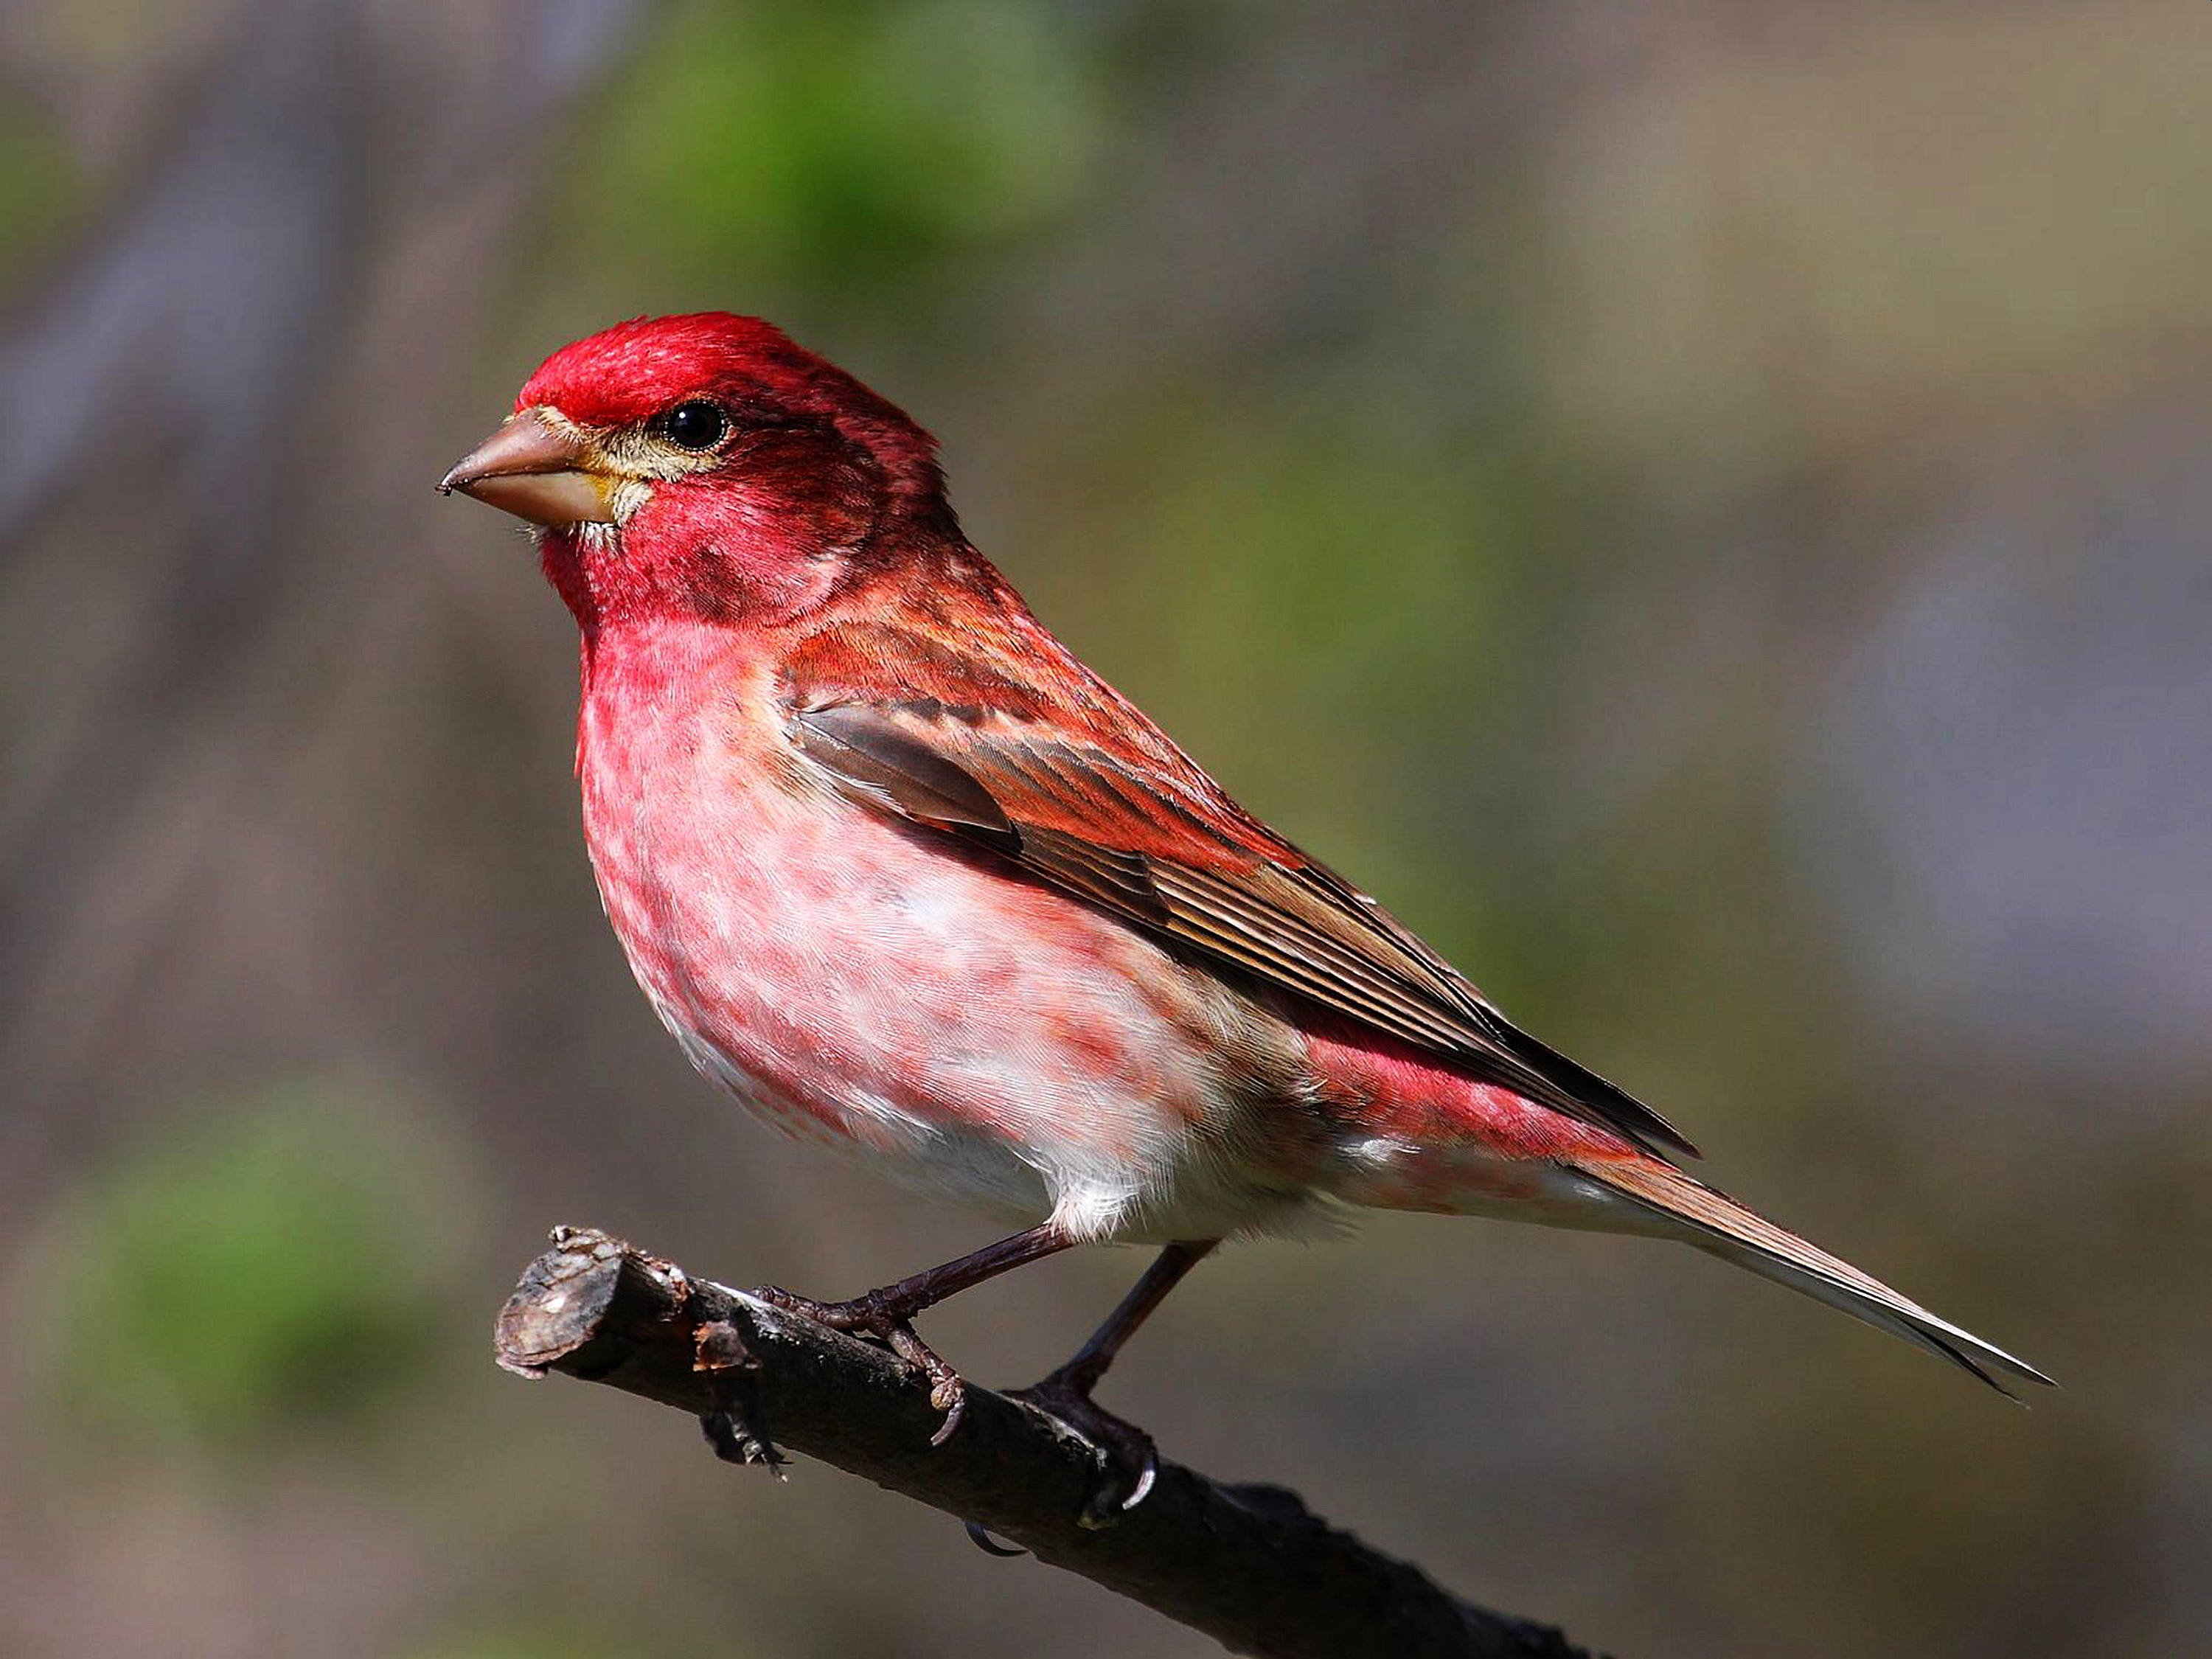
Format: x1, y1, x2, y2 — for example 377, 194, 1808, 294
1, 2, 2204, 1655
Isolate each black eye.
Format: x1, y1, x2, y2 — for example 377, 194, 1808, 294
657, 399, 729, 451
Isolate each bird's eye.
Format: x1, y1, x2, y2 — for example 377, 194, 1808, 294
656, 400, 730, 451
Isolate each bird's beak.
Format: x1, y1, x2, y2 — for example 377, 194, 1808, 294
437, 408, 619, 526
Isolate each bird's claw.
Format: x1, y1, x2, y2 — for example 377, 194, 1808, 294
756, 1284, 967, 1445
1009, 1373, 1160, 1526
698, 1405, 786, 1472
964, 1520, 1027, 1557
884, 1322, 968, 1444
692, 1317, 785, 1472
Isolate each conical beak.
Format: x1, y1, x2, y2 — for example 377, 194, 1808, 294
438, 408, 618, 526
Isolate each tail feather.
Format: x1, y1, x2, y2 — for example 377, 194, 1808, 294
1572, 1156, 2055, 1397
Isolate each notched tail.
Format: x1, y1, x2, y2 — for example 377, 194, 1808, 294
1571, 1156, 2056, 1397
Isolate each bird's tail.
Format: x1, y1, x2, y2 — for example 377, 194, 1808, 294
1568, 1154, 2054, 1397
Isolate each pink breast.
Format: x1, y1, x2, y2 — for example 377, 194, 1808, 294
572, 625, 1247, 1164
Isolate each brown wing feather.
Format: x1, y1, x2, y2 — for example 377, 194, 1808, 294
786, 692, 1699, 1161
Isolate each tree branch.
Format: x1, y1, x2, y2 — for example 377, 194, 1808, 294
494, 1226, 1602, 1659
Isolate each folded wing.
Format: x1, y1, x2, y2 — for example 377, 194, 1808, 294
785, 666, 1698, 1161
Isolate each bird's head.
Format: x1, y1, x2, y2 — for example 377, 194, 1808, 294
440, 313, 950, 630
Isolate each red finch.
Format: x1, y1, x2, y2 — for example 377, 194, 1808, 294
442, 314, 2048, 1510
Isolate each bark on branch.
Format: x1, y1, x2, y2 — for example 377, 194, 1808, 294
494, 1226, 1601, 1659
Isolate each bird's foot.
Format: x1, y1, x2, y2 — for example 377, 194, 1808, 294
755, 1284, 968, 1445
692, 1316, 786, 1473
1009, 1368, 1159, 1526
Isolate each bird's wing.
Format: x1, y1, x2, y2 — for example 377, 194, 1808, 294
782, 627, 1697, 1161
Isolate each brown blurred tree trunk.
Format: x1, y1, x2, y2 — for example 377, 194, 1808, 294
0, 0, 644, 1210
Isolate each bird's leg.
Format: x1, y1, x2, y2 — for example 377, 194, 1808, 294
757, 1222, 1073, 1445
1011, 1239, 1218, 1525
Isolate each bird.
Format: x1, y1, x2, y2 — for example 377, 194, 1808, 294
440, 312, 2050, 1514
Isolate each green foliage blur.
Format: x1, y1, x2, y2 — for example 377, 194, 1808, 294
0, 103, 76, 286
577, 0, 1104, 310
37, 1090, 460, 1446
